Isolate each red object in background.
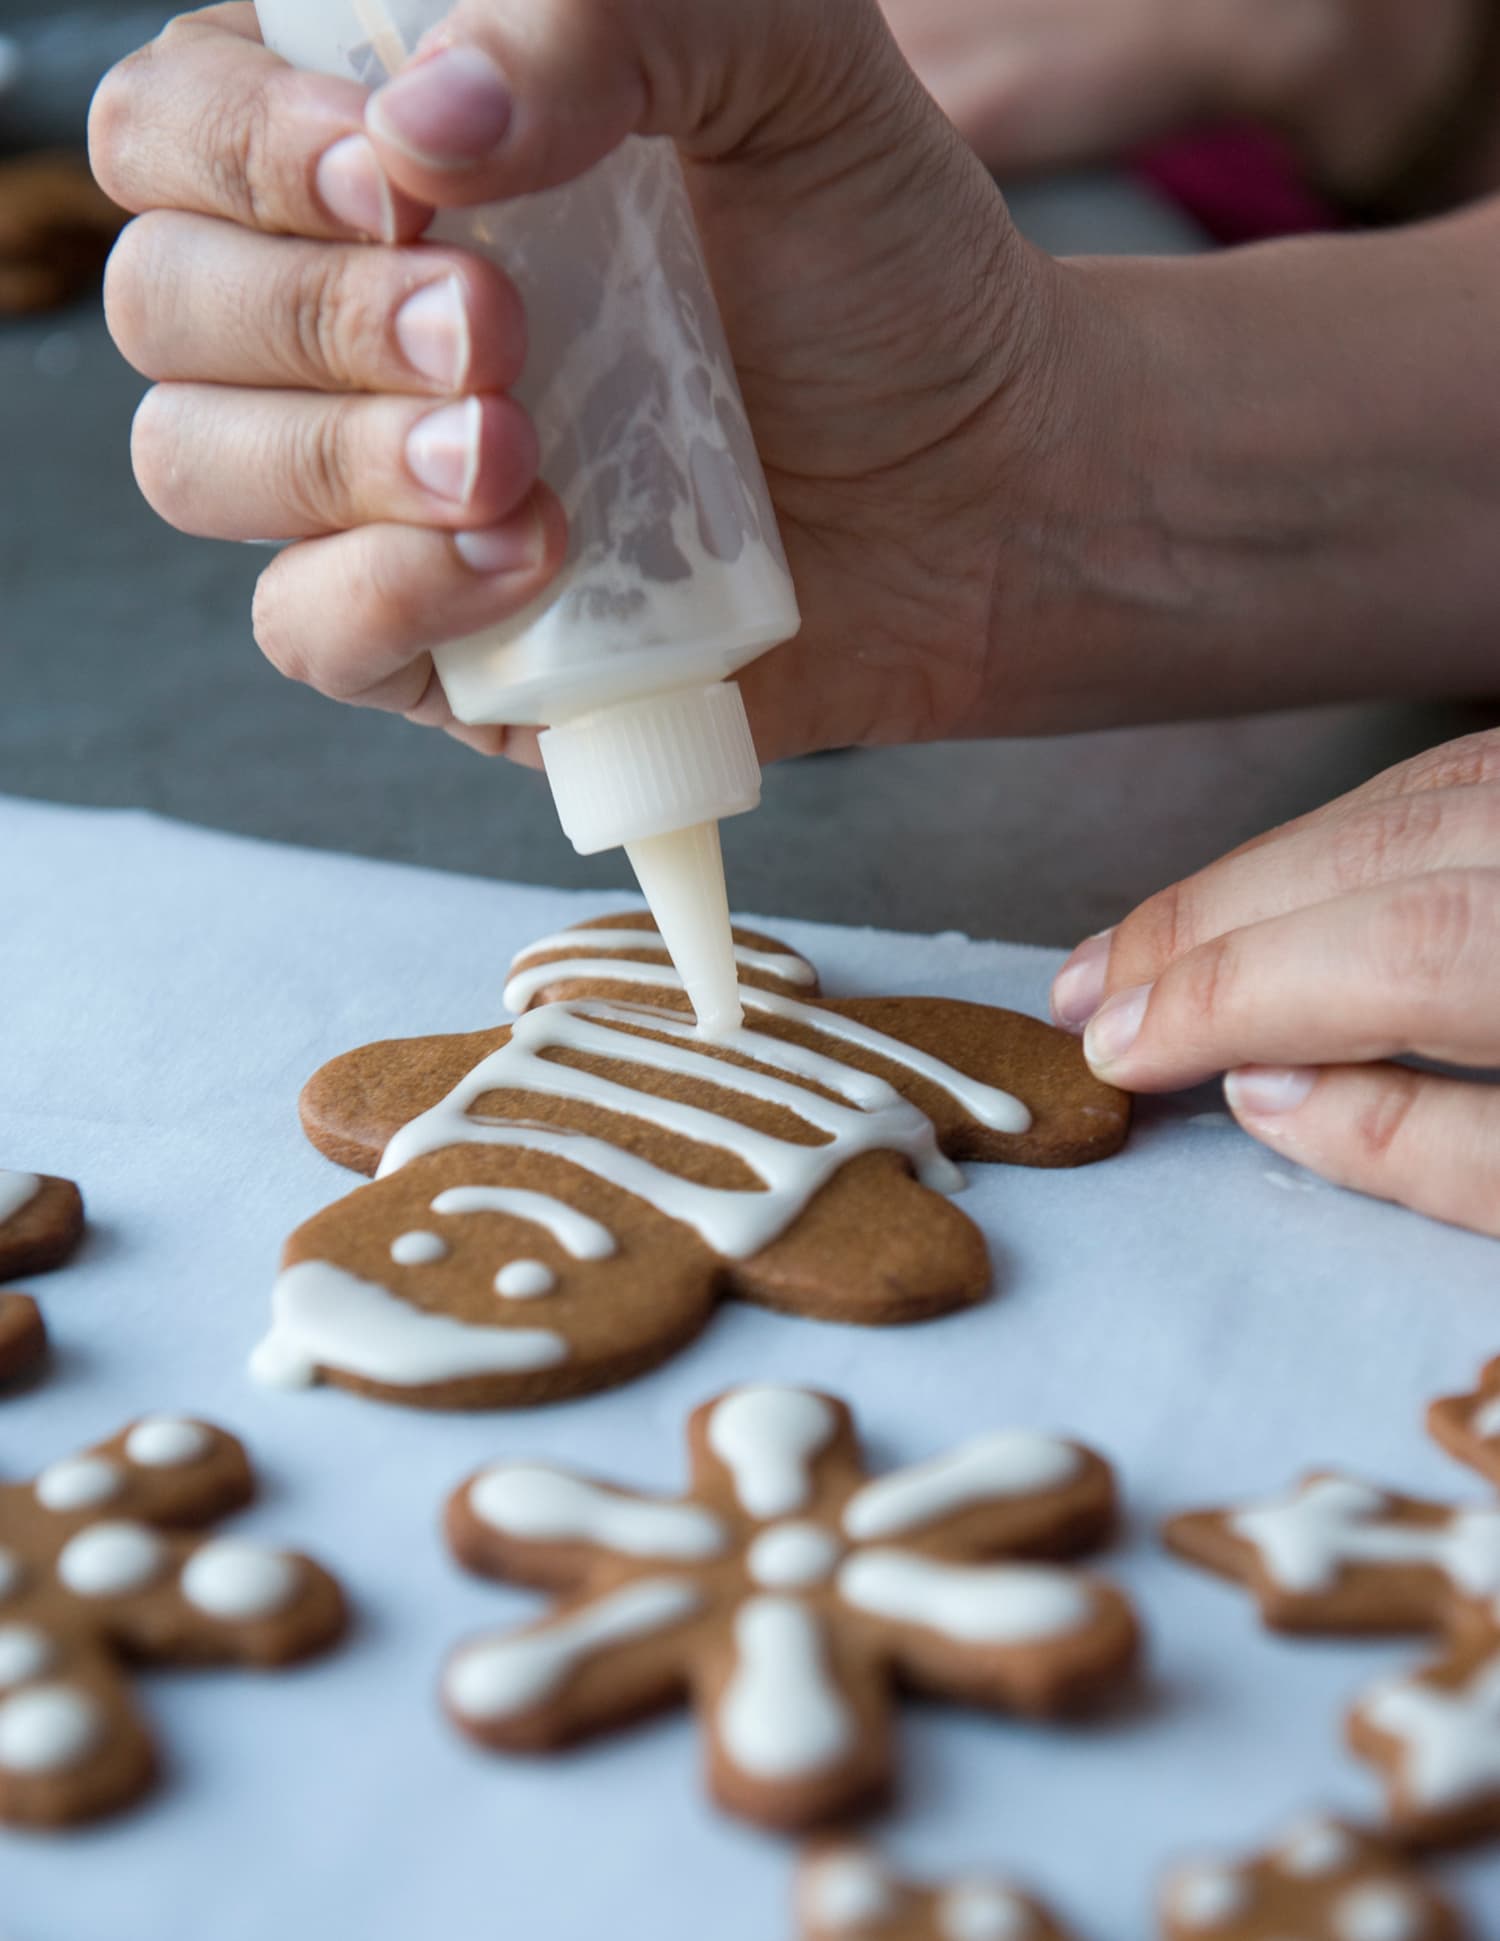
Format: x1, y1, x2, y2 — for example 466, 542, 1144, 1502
1135, 123, 1342, 243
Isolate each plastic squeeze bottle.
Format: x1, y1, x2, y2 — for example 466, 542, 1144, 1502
253, 0, 801, 1035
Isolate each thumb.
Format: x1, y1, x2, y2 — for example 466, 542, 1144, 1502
364, 0, 901, 205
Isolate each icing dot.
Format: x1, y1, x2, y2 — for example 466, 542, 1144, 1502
1278, 1817, 1357, 1876
124, 1417, 212, 1468
390, 1230, 448, 1267
494, 1259, 556, 1301
940, 1882, 1035, 1941
746, 1521, 842, 1590
35, 1456, 124, 1513
0, 1546, 24, 1603
57, 1522, 168, 1598
1167, 1866, 1250, 1929
1333, 1885, 1425, 1941
0, 1624, 55, 1688
803, 1849, 897, 1928
0, 1683, 105, 1773
180, 1541, 299, 1622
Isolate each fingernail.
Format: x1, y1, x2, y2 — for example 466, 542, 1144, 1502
315, 133, 396, 241
454, 507, 546, 575
1051, 928, 1114, 1032
395, 275, 470, 388
1084, 983, 1151, 1072
1226, 1066, 1317, 1121
406, 397, 482, 503
368, 46, 512, 169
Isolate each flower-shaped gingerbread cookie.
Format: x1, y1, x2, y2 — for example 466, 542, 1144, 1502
0, 1169, 83, 1280
797, 1845, 1074, 1940
440, 1384, 1139, 1830
0, 1417, 346, 1826
258, 915, 1128, 1409
1160, 1815, 1466, 1939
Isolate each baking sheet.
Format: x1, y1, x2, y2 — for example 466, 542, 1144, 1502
1, 792, 1498, 1939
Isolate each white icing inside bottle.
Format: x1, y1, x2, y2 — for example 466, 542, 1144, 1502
0, 1171, 40, 1227
715, 1595, 854, 1778
467, 1465, 727, 1561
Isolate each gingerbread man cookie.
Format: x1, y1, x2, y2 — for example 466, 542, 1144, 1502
257, 915, 1128, 1408
0, 1295, 46, 1388
440, 1384, 1139, 1830
1160, 1816, 1466, 1939
0, 1418, 345, 1826
0, 1170, 84, 1280
797, 1845, 1074, 1940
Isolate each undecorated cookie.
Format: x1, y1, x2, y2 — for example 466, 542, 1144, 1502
797, 1844, 1074, 1940
1160, 1815, 1466, 1938
0, 1295, 46, 1387
440, 1384, 1139, 1830
0, 1170, 84, 1280
0, 1418, 346, 1826
258, 915, 1128, 1408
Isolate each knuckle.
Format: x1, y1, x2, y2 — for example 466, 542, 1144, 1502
1351, 1075, 1422, 1170
284, 402, 356, 531
1174, 931, 1237, 1036
1118, 879, 1196, 979
1375, 872, 1484, 994
1393, 730, 1500, 797
286, 250, 384, 390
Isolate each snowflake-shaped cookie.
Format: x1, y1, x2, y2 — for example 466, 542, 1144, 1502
797, 1844, 1074, 1940
0, 1417, 346, 1826
440, 1384, 1139, 1830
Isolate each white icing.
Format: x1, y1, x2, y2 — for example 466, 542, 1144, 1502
842, 1433, 1080, 1543
1166, 1865, 1250, 1928
429, 1187, 616, 1259
35, 1456, 124, 1513
0, 1623, 55, 1688
180, 1540, 299, 1621
0, 1170, 40, 1227
1277, 1816, 1357, 1876
747, 1521, 842, 1589
716, 1595, 854, 1778
939, 1882, 1034, 1941
445, 1577, 702, 1719
124, 1417, 212, 1468
838, 1551, 1091, 1644
801, 1849, 898, 1929
252, 1259, 568, 1389
0, 1546, 22, 1602
467, 1465, 727, 1561
1472, 1394, 1500, 1440
707, 1387, 837, 1519
1360, 1650, 1500, 1809
503, 929, 818, 1012
56, 1521, 168, 1598
1230, 1475, 1500, 1597
0, 1682, 104, 1773
390, 1230, 448, 1266
1333, 1884, 1425, 1941
495, 1259, 556, 1300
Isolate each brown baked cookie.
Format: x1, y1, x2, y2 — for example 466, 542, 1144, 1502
439, 1384, 1139, 1831
258, 914, 1128, 1408
0, 1171, 84, 1280
797, 1844, 1074, 1940
1159, 1816, 1466, 1939
0, 1296, 47, 1388
0, 1418, 346, 1827
1429, 1358, 1500, 1490
0, 152, 124, 316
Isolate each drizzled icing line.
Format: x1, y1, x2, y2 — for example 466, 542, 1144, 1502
1229, 1475, 1500, 1597
504, 928, 818, 1012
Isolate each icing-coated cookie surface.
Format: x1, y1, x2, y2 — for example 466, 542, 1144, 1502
263, 915, 1128, 1409
0, 1171, 84, 1280
440, 1385, 1139, 1830
0, 1419, 346, 1826
1159, 1816, 1466, 1938
797, 1844, 1075, 1939
0, 1295, 46, 1387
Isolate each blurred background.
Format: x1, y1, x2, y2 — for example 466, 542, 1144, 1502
1, 1, 1493, 945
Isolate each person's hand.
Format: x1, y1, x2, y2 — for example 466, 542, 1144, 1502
90, 0, 1057, 763
1050, 730, 1500, 1237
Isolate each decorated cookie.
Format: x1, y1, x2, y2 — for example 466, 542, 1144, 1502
0, 1171, 84, 1280
1160, 1816, 1466, 1938
797, 1845, 1074, 1940
257, 915, 1128, 1408
0, 1295, 46, 1388
0, 1418, 345, 1826
440, 1384, 1139, 1830
1429, 1359, 1500, 1490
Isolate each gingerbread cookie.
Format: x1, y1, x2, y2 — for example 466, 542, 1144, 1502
1429, 1359, 1500, 1490
0, 1418, 345, 1826
0, 1296, 46, 1388
440, 1384, 1138, 1830
0, 1170, 84, 1280
1160, 1816, 1466, 1939
257, 915, 1128, 1408
797, 1845, 1074, 1940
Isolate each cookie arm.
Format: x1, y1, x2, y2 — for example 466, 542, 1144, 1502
102, 1531, 347, 1669
299, 1027, 510, 1174
0, 1638, 155, 1828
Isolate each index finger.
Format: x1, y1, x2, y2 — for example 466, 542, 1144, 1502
89, 3, 431, 242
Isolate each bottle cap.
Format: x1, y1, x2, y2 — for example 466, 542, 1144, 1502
539, 681, 761, 856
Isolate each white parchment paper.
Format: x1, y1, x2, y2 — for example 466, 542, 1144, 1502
1, 794, 1498, 1939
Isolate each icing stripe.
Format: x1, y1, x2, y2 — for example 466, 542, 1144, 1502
706, 1388, 838, 1519
252, 1260, 568, 1390
716, 1595, 856, 1779
467, 1465, 728, 1560
837, 1551, 1092, 1644
0, 1172, 40, 1228
1361, 1651, 1500, 1809
842, 1433, 1081, 1543
429, 1186, 616, 1259
1229, 1476, 1500, 1597
504, 930, 817, 1011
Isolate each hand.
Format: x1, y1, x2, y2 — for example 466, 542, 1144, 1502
90, 0, 1054, 763
1050, 730, 1500, 1237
